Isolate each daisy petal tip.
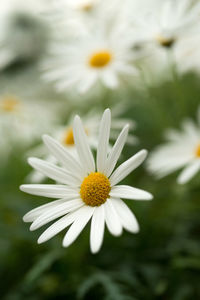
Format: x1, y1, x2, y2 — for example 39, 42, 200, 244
90, 241, 102, 254
37, 237, 44, 244
19, 185, 26, 192
91, 247, 99, 255
62, 240, 68, 248
141, 149, 148, 157
74, 115, 81, 123
113, 227, 123, 237
145, 193, 153, 200
42, 134, 50, 142
30, 223, 37, 231
124, 123, 130, 130
134, 228, 140, 234
116, 231, 123, 237
104, 108, 111, 115
129, 227, 140, 234
149, 194, 154, 200
27, 157, 36, 165
135, 227, 140, 234
22, 214, 31, 223
177, 178, 186, 185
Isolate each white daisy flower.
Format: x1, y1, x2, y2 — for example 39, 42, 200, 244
0, 94, 57, 154
133, 0, 200, 50
47, 0, 124, 37
20, 109, 152, 253
42, 13, 139, 93
128, 0, 200, 83
147, 113, 200, 184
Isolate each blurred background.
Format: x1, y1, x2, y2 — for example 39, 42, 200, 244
0, 0, 200, 299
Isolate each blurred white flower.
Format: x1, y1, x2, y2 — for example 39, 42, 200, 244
42, 0, 140, 94
47, 0, 124, 37
0, 0, 48, 70
42, 30, 139, 93
147, 112, 200, 184
130, 0, 200, 82
28, 109, 137, 182
0, 94, 57, 157
134, 0, 200, 50
20, 109, 152, 253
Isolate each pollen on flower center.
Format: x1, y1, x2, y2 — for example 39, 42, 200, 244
155, 35, 174, 48
89, 51, 112, 68
0, 96, 20, 112
195, 144, 200, 157
80, 172, 111, 206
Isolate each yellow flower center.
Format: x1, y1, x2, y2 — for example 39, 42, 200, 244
79, 3, 93, 11
0, 96, 20, 112
89, 51, 112, 68
62, 127, 89, 146
63, 128, 74, 146
156, 35, 174, 48
195, 144, 200, 157
80, 172, 111, 206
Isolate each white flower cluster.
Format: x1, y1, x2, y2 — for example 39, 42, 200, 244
42, 0, 200, 93
0, 0, 198, 253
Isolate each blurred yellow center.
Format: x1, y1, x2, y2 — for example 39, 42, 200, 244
79, 3, 93, 11
195, 144, 200, 157
63, 128, 74, 146
89, 51, 112, 68
0, 97, 19, 112
63, 127, 89, 146
80, 172, 111, 206
156, 35, 174, 47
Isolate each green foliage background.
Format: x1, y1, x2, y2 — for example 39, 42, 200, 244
0, 59, 200, 299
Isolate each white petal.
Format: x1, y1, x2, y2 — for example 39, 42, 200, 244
182, 120, 199, 141
110, 198, 139, 233
73, 115, 95, 175
104, 199, 122, 236
78, 73, 97, 94
62, 205, 95, 247
30, 199, 83, 231
23, 198, 68, 222
147, 146, 193, 178
110, 150, 148, 186
56, 76, 81, 92
105, 124, 129, 177
28, 157, 80, 186
177, 160, 200, 184
38, 208, 82, 244
90, 205, 105, 254
42, 135, 84, 180
110, 185, 153, 200
102, 71, 118, 89
20, 184, 79, 198
97, 109, 111, 173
